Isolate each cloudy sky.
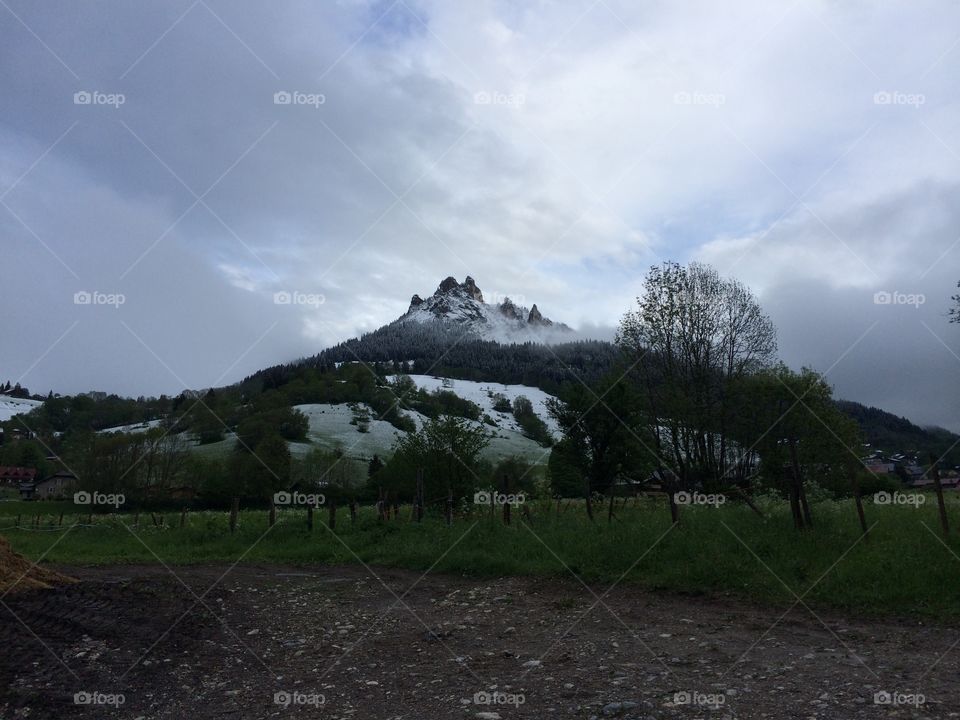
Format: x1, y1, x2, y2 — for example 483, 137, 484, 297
1, 0, 958, 431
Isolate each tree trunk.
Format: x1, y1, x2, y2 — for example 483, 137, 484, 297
731, 485, 764, 518
849, 468, 868, 539
788, 441, 809, 529
502, 474, 511, 525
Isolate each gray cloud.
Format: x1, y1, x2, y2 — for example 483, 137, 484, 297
1, 0, 958, 432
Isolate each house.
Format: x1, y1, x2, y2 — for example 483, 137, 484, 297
0, 466, 37, 487
34, 470, 78, 500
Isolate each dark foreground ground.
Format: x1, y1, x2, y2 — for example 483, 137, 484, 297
1, 564, 957, 719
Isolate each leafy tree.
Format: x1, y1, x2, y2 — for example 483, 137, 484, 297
617, 261, 777, 485
730, 365, 861, 528
951, 280, 959, 323
492, 394, 512, 413
381, 415, 490, 502
512, 395, 553, 447
547, 371, 655, 497
235, 407, 308, 450
229, 433, 291, 502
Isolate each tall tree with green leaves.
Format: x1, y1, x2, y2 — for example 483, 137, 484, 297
729, 365, 861, 529
617, 261, 777, 486
381, 415, 490, 502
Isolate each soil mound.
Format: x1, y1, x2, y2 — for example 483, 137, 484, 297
0, 536, 75, 594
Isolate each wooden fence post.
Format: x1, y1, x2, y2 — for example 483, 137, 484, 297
180, 508, 187, 529
268, 500, 276, 528
307, 503, 314, 532
349, 498, 358, 524
229, 497, 239, 533
445, 488, 453, 527
328, 498, 337, 530
415, 469, 424, 522
58, 512, 63, 527
931, 454, 949, 538
849, 468, 868, 538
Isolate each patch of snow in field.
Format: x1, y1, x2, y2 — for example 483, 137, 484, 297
0, 395, 44, 423
97, 419, 165, 434
295, 402, 550, 465
385, 375, 561, 438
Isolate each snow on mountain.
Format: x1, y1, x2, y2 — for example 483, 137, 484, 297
295, 401, 551, 464
395, 276, 572, 344
0, 395, 43, 423
387, 374, 562, 439
97, 419, 165, 435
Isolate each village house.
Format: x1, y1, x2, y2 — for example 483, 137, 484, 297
34, 470, 78, 500
0, 466, 37, 488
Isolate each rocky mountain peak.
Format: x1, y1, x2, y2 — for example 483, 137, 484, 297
437, 276, 459, 294
462, 276, 484, 303
400, 276, 571, 343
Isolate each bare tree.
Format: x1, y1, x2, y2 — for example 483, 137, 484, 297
617, 262, 777, 487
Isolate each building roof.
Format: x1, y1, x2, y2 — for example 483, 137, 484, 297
0, 466, 38, 480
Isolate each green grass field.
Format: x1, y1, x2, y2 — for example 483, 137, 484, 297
5, 496, 960, 619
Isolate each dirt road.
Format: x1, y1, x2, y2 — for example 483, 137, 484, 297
1, 564, 956, 718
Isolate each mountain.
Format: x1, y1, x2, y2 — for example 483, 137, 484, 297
836, 399, 960, 467
397, 276, 571, 343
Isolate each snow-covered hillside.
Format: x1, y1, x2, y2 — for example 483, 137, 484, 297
389, 375, 562, 439
295, 402, 551, 464
0, 395, 43, 423
97, 419, 165, 434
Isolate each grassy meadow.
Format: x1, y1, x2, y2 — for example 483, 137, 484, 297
4, 494, 960, 619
